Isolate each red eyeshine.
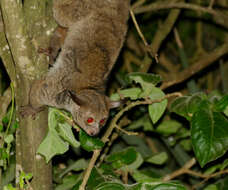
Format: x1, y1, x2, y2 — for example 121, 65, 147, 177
87, 117, 94, 124
99, 119, 105, 125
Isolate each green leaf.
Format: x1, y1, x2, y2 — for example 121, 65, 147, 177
148, 87, 167, 124
4, 134, 14, 144
106, 147, 141, 169
1, 149, 8, 159
126, 115, 153, 131
224, 106, 228, 117
11, 121, 19, 133
220, 159, 228, 170
152, 183, 187, 190
170, 92, 207, 120
48, 108, 58, 130
126, 183, 142, 190
72, 179, 83, 190
214, 95, 228, 112
2, 115, 9, 126
110, 88, 142, 101
132, 170, 161, 183
99, 163, 117, 177
175, 128, 190, 139
87, 168, 106, 190
3, 184, 16, 190
204, 185, 218, 190
58, 123, 80, 148
216, 176, 228, 189
55, 175, 80, 190
59, 159, 88, 178
126, 182, 186, 190
19, 172, 25, 188
127, 73, 162, 98
37, 130, 69, 163
179, 139, 192, 151
79, 130, 104, 152
156, 120, 182, 136
1, 161, 15, 189
204, 164, 221, 175
95, 182, 126, 190
24, 173, 33, 181
127, 72, 162, 88
121, 134, 153, 158
37, 108, 80, 162
122, 151, 143, 170
191, 100, 228, 167
146, 152, 168, 165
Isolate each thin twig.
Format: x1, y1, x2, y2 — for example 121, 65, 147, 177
194, 0, 206, 57
139, 0, 182, 72
115, 125, 139, 136
0, 87, 11, 125
193, 169, 228, 189
54, 109, 80, 132
79, 92, 182, 190
163, 157, 228, 189
79, 150, 101, 190
102, 92, 182, 144
133, 2, 222, 17
208, 0, 215, 9
163, 158, 196, 181
18, 165, 33, 190
5, 83, 14, 136
174, 28, 183, 49
139, 133, 158, 153
161, 43, 228, 89
129, 9, 148, 48
97, 118, 133, 167
134, 2, 228, 30
129, 8, 158, 62
96, 132, 119, 167
122, 170, 129, 184
131, 0, 146, 9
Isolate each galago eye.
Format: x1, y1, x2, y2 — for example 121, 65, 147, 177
99, 118, 106, 125
87, 117, 94, 124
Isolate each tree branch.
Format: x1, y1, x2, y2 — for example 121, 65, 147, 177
150, 0, 182, 56
79, 92, 182, 190
138, 0, 183, 72
163, 157, 228, 189
0, 87, 11, 124
0, 1, 54, 189
134, 2, 222, 16
0, 0, 36, 80
0, 8, 16, 82
133, 2, 228, 29
161, 43, 228, 89
163, 158, 196, 181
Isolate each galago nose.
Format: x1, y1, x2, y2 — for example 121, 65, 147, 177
87, 127, 99, 136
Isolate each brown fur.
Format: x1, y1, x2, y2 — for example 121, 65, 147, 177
21, 0, 130, 136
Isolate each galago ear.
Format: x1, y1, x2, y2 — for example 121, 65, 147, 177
68, 90, 85, 106
109, 100, 122, 109
106, 96, 124, 109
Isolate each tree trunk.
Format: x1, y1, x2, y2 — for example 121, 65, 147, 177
0, 0, 56, 189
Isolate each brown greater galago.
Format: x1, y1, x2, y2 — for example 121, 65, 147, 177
21, 0, 130, 136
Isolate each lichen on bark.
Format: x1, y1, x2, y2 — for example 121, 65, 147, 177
0, 0, 56, 189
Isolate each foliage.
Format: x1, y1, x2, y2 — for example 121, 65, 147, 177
2, 0, 228, 190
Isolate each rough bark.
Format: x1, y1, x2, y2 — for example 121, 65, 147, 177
0, 0, 56, 189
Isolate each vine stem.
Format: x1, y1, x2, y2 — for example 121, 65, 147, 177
54, 109, 80, 131
130, 8, 158, 62
163, 157, 228, 189
79, 92, 182, 190
5, 82, 14, 136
